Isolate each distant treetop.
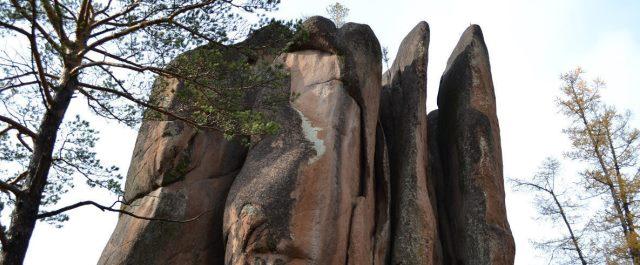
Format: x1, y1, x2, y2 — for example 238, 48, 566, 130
326, 2, 350, 27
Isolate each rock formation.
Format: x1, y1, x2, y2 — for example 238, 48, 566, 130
222, 16, 387, 265
98, 62, 248, 265
380, 22, 439, 264
431, 25, 516, 264
100, 17, 515, 265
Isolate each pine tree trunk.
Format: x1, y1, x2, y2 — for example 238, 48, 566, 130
1, 76, 77, 265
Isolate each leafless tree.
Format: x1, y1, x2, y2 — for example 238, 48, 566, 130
513, 157, 590, 264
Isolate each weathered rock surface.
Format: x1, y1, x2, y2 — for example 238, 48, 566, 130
434, 25, 516, 264
223, 49, 361, 264
100, 17, 515, 265
99, 24, 291, 265
380, 21, 439, 265
98, 78, 247, 265
223, 17, 383, 264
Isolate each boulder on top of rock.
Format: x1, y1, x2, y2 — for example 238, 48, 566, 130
286, 16, 338, 54
435, 24, 516, 265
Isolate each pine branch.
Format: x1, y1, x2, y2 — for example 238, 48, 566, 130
82, 0, 217, 56
0, 180, 23, 196
0, 114, 38, 139
16, 132, 34, 152
7, 171, 28, 186
76, 82, 201, 128
0, 20, 31, 37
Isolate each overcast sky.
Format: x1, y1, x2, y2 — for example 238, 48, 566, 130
22, 0, 640, 264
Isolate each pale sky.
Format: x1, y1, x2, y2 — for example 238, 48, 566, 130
22, 0, 640, 264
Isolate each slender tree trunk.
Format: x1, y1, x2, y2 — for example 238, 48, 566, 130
1, 74, 77, 265
604, 123, 640, 263
551, 192, 588, 265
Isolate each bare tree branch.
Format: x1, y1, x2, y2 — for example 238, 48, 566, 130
94, 0, 115, 17
170, 21, 218, 43
37, 200, 211, 223
81, 0, 216, 56
16, 133, 34, 152
0, 20, 31, 37
26, 0, 55, 105
90, 0, 140, 29
77, 82, 202, 128
0, 80, 40, 93
8, 0, 64, 53
0, 114, 38, 139
0, 72, 39, 82
77, 88, 131, 123
39, 0, 71, 46
7, 171, 28, 186
0, 126, 11, 136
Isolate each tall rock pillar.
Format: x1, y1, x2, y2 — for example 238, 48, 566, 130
379, 22, 441, 265
435, 25, 516, 265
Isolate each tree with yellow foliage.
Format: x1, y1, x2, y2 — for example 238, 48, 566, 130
558, 67, 640, 264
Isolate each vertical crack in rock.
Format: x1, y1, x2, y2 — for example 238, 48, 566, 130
373, 122, 391, 265
428, 110, 457, 265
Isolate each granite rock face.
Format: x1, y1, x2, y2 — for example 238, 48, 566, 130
223, 50, 362, 264
98, 24, 290, 265
434, 25, 516, 265
380, 22, 439, 265
223, 16, 382, 264
100, 17, 515, 265
98, 77, 247, 265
